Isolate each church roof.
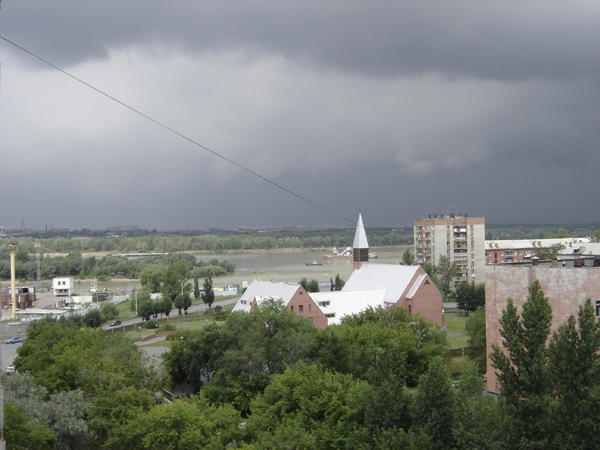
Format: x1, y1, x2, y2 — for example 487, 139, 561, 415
309, 289, 386, 325
232, 280, 300, 313
352, 213, 369, 249
342, 263, 420, 304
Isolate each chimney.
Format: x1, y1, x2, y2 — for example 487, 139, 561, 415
532, 257, 539, 267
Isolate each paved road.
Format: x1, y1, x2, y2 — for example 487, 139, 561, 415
0, 296, 241, 370
1, 341, 23, 372
103, 296, 240, 331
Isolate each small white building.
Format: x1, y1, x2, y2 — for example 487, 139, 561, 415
53, 277, 74, 297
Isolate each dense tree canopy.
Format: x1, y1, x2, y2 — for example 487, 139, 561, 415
6, 278, 600, 449
455, 281, 485, 316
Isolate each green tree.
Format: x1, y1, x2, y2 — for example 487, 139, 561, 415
465, 308, 486, 370
247, 363, 370, 449
330, 273, 345, 291
365, 345, 412, 433
411, 356, 456, 449
435, 255, 459, 299
193, 276, 200, 299
299, 277, 308, 290
3, 372, 93, 449
174, 293, 189, 315
164, 298, 317, 406
158, 297, 173, 317
317, 306, 446, 386
455, 281, 485, 316
401, 248, 416, 265
139, 266, 163, 293
100, 302, 118, 321
138, 298, 156, 321
201, 276, 215, 308
548, 298, 600, 449
3, 403, 58, 450
545, 228, 571, 239
490, 280, 555, 448
306, 278, 320, 292
161, 259, 190, 303
105, 396, 242, 450
83, 309, 105, 328
534, 243, 565, 260
453, 365, 510, 450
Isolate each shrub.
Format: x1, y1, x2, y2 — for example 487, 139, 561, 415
214, 311, 229, 321
100, 303, 119, 321
160, 323, 176, 332
145, 319, 159, 329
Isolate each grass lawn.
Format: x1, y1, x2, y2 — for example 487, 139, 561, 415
108, 295, 238, 323
121, 304, 235, 342
444, 312, 471, 349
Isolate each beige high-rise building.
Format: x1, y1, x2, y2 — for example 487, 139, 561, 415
414, 214, 485, 287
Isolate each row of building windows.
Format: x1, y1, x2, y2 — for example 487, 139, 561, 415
291, 304, 311, 313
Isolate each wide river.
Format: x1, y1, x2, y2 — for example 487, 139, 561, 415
62, 245, 411, 294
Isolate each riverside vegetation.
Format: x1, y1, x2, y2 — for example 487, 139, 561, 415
2, 223, 599, 280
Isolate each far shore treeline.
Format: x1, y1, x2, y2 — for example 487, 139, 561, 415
0, 252, 235, 281
1, 224, 599, 281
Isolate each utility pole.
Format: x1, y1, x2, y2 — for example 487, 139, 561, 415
0, 3, 7, 447
35, 242, 42, 287
9, 243, 17, 320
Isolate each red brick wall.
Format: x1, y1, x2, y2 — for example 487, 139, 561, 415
287, 286, 328, 329
485, 265, 600, 393
397, 267, 444, 326
410, 277, 444, 326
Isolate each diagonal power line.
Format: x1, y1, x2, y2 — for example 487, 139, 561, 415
0, 35, 381, 234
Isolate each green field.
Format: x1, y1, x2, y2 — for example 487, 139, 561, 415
444, 312, 471, 349
118, 303, 236, 342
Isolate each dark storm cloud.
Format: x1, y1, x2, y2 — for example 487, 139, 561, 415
5, 1, 600, 80
1, 1, 599, 230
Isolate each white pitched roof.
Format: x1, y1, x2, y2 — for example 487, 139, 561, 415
232, 280, 300, 313
342, 263, 420, 304
310, 289, 386, 325
485, 238, 590, 250
352, 213, 369, 249
558, 242, 600, 256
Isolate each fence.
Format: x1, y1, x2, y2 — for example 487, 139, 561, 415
447, 346, 480, 357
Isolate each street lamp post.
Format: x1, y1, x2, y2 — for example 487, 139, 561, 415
181, 278, 188, 295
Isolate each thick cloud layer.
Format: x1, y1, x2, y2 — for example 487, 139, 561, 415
1, 1, 599, 230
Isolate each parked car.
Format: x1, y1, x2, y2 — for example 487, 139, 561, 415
6, 366, 15, 373
109, 320, 122, 327
5, 337, 24, 344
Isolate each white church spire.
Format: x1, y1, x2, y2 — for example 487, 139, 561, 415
353, 213, 369, 249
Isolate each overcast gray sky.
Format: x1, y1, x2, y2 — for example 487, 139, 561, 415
1, 1, 599, 231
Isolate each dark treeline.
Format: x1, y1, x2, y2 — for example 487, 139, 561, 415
2, 224, 599, 281
486, 223, 600, 240
3, 224, 599, 257
0, 251, 235, 281
1, 228, 414, 255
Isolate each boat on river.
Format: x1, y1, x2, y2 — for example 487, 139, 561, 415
305, 261, 323, 266
324, 247, 353, 260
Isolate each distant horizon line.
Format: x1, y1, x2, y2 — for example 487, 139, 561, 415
2, 221, 600, 236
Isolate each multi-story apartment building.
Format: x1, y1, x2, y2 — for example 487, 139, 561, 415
414, 214, 485, 286
484, 238, 590, 265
